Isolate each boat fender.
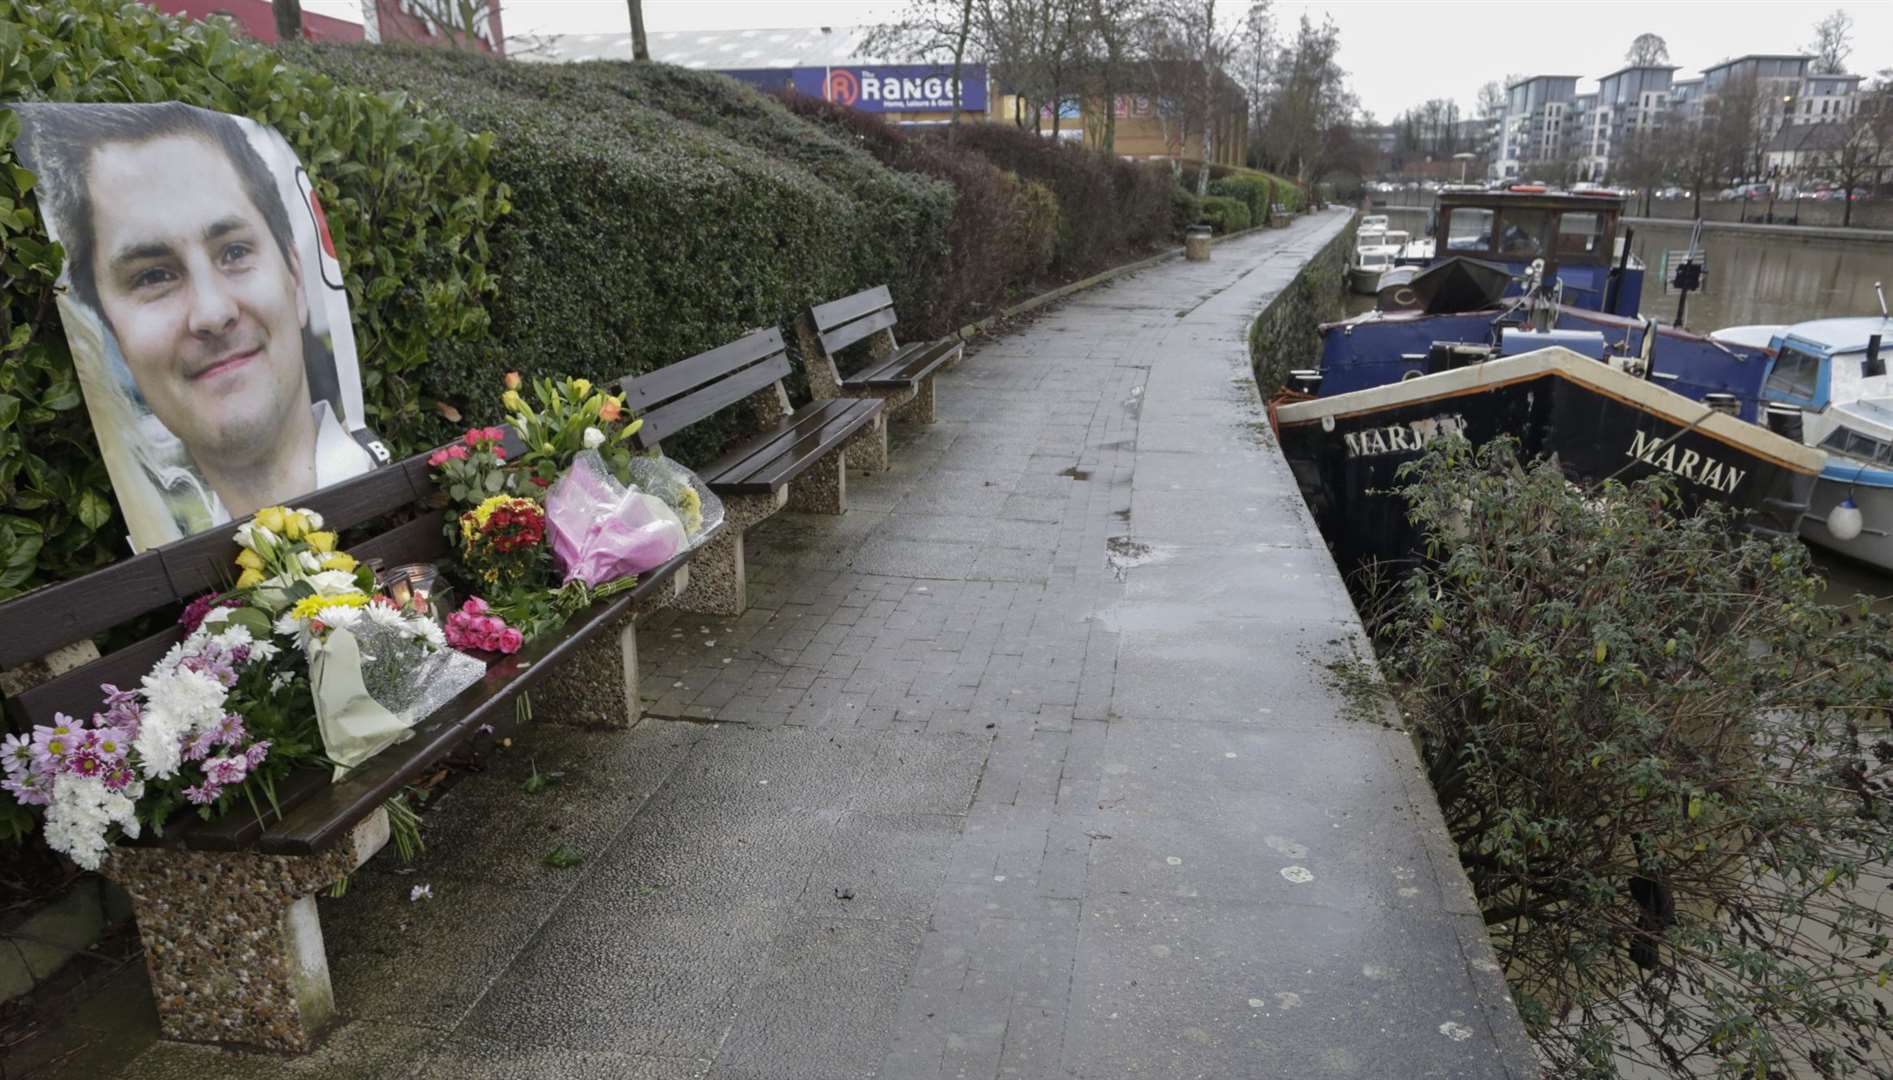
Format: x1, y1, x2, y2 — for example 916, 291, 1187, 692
1828, 498, 1864, 543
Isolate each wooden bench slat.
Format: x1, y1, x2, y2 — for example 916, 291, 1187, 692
701, 398, 855, 487
167, 768, 335, 852
809, 285, 893, 331
848, 339, 961, 390
620, 328, 788, 414
0, 552, 175, 671
714, 401, 886, 496
253, 531, 710, 855
634, 352, 793, 448
819, 306, 899, 358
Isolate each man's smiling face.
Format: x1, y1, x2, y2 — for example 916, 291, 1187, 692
86, 132, 308, 465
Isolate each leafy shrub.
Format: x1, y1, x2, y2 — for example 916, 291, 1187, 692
0, 0, 505, 599
1197, 195, 1251, 233
947, 123, 1170, 276
773, 94, 1056, 335
1379, 439, 1893, 1079
1171, 187, 1203, 235
1209, 175, 1274, 225
290, 44, 949, 465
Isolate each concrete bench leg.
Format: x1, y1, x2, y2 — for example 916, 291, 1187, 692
533, 608, 641, 729
892, 376, 937, 424
785, 449, 847, 515
675, 490, 786, 616
104, 810, 388, 1052
847, 415, 889, 474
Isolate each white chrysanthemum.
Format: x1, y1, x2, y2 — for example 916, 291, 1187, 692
44, 774, 139, 871
273, 612, 303, 639
583, 426, 606, 449
413, 619, 447, 650
316, 605, 365, 633
213, 623, 254, 650
247, 639, 281, 664
270, 671, 294, 693
363, 602, 411, 632
306, 570, 360, 596
137, 668, 227, 780
201, 605, 235, 628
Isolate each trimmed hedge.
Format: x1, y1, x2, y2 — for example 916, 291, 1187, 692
0, 0, 505, 599
946, 124, 1173, 277
1171, 187, 1203, 234
288, 44, 957, 464
775, 94, 1059, 337
1198, 195, 1252, 234
1208, 175, 1275, 225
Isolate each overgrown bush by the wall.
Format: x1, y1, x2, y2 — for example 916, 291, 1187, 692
1248, 216, 1354, 394
1198, 195, 1251, 234
0, 0, 505, 599
1382, 440, 1893, 1080
290, 44, 952, 465
1171, 187, 1203, 233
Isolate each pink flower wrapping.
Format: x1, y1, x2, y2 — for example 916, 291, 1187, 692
544, 452, 685, 586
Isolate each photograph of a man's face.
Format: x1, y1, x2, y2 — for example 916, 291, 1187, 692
14, 102, 384, 553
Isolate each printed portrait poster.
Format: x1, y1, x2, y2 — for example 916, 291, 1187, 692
12, 102, 389, 553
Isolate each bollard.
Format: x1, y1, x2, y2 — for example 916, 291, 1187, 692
1185, 224, 1212, 262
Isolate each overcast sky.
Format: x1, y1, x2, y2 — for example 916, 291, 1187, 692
309, 0, 1891, 121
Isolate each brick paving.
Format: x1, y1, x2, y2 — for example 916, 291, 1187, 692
53, 211, 1537, 1080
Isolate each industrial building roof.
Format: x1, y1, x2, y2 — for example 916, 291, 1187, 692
515, 25, 886, 67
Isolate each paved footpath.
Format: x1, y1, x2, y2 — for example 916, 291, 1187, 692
66, 210, 1537, 1080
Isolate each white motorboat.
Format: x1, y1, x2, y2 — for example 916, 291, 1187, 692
1737, 309, 1893, 570
1349, 230, 1408, 294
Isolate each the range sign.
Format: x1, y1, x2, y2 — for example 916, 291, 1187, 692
790, 64, 988, 113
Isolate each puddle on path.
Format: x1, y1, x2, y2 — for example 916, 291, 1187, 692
1105, 535, 1175, 581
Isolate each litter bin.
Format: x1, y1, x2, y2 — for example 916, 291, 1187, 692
1185, 224, 1212, 262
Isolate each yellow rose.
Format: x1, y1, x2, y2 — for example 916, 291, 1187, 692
570, 378, 593, 398
235, 567, 265, 589
306, 531, 338, 553
235, 548, 264, 571
501, 389, 525, 412
320, 553, 358, 573
254, 506, 289, 534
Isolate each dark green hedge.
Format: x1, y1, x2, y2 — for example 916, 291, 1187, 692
1208, 176, 1275, 225
1199, 195, 1252, 233
0, 0, 505, 599
288, 44, 958, 464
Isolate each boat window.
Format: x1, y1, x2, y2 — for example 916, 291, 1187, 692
1765, 343, 1823, 400
1556, 212, 1607, 258
1444, 208, 1494, 253
1497, 209, 1551, 257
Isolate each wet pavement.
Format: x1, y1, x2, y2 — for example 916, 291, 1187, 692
28, 210, 1538, 1079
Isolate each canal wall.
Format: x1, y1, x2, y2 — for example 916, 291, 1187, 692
1248, 214, 1357, 396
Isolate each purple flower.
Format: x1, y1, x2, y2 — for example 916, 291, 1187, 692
184, 729, 220, 763
243, 741, 272, 770
100, 684, 138, 709
67, 750, 103, 778
2, 771, 51, 807
183, 782, 222, 806
102, 764, 137, 793
204, 756, 249, 786
88, 727, 130, 763
2, 733, 34, 779
216, 713, 247, 747
32, 717, 79, 765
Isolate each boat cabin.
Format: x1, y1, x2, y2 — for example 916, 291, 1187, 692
1758, 316, 1893, 413
1428, 188, 1642, 317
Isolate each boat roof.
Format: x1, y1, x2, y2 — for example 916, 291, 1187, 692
1780, 315, 1893, 355
1710, 325, 1787, 352
1274, 346, 1825, 475
1437, 190, 1627, 211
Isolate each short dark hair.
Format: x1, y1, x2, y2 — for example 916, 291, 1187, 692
13, 101, 297, 315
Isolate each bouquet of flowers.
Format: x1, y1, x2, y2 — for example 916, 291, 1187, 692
458, 495, 548, 589
3, 615, 312, 870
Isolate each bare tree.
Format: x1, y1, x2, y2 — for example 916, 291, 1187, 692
1230, 1, 1273, 162
1819, 82, 1890, 226
1809, 8, 1853, 75
1144, 0, 1237, 194
1079, 0, 1150, 152
629, 0, 649, 60
273, 0, 302, 40
1624, 32, 1669, 67
1253, 13, 1351, 190
861, 0, 983, 126
978, 0, 1088, 136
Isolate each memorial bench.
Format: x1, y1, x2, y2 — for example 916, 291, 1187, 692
1270, 203, 1293, 227
619, 326, 883, 616
794, 285, 961, 428
0, 432, 713, 1053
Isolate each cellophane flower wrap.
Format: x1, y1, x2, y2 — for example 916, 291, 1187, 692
627, 454, 723, 547
545, 450, 686, 585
